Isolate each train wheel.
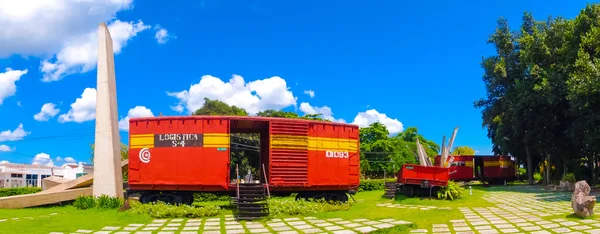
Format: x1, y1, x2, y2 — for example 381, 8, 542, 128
140, 192, 184, 205
326, 192, 348, 203
404, 185, 415, 197
182, 193, 194, 205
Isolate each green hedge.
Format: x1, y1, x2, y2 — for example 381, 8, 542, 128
129, 201, 221, 218
358, 179, 396, 192
269, 198, 350, 217
193, 192, 230, 202
0, 187, 42, 198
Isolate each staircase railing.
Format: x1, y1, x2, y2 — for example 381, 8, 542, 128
236, 164, 239, 199
262, 163, 270, 199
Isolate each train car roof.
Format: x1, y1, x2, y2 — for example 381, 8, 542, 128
129, 115, 360, 128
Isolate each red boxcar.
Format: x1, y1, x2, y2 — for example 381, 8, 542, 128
127, 116, 360, 203
434, 155, 517, 183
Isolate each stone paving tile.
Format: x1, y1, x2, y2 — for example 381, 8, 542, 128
58, 217, 414, 234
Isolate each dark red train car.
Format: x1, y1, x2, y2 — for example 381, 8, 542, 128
435, 155, 475, 181
435, 155, 517, 183
480, 156, 517, 182
127, 116, 360, 203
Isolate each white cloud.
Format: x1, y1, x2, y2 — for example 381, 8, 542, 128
299, 102, 345, 123
0, 68, 28, 105
0, 160, 8, 164
168, 74, 297, 115
0, 123, 30, 142
118, 106, 154, 131
56, 156, 63, 162
41, 20, 150, 82
154, 26, 175, 44
0, 144, 14, 152
63, 157, 76, 163
0, 0, 134, 58
303, 90, 315, 98
32, 153, 54, 167
352, 109, 404, 134
58, 88, 97, 123
34, 103, 61, 121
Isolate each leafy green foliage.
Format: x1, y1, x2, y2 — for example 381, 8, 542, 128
73, 196, 97, 210
268, 198, 350, 217
72, 195, 124, 210
193, 192, 230, 202
359, 123, 438, 178
129, 201, 221, 218
257, 109, 330, 121
534, 173, 542, 181
562, 173, 576, 182
193, 98, 248, 116
451, 146, 476, 155
437, 181, 464, 201
0, 187, 41, 198
475, 4, 600, 185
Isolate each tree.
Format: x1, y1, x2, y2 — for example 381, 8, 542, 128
475, 4, 600, 185
193, 98, 248, 116
359, 123, 438, 178
257, 109, 329, 121
451, 146, 476, 155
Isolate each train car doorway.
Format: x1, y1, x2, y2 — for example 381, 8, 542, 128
474, 157, 484, 179
229, 119, 270, 185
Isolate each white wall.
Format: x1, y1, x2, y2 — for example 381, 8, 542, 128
0, 162, 93, 188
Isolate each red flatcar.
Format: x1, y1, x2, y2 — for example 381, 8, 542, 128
434, 155, 517, 184
127, 116, 360, 204
397, 164, 449, 197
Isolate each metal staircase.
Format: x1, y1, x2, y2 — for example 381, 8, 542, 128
232, 164, 270, 221
234, 183, 269, 220
384, 181, 397, 199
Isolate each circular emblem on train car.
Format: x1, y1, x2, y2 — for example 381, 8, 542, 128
139, 148, 151, 163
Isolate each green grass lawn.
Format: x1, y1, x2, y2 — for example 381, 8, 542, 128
0, 205, 153, 234
0, 184, 574, 234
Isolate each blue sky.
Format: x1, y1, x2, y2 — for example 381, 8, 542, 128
0, 0, 595, 166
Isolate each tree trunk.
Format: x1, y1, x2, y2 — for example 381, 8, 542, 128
545, 153, 550, 185
591, 153, 597, 185
526, 143, 533, 185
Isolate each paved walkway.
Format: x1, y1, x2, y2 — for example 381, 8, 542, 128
412, 189, 596, 234
49, 215, 414, 234
376, 202, 452, 211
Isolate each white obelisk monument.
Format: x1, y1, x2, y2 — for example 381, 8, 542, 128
93, 23, 124, 198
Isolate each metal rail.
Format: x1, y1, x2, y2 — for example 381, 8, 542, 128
236, 164, 239, 199
262, 163, 270, 199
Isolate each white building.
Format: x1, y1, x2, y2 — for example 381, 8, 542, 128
0, 162, 93, 188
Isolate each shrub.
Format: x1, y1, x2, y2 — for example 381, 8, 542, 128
562, 173, 576, 183
96, 195, 124, 209
534, 172, 543, 181
129, 201, 221, 218
437, 180, 464, 201
268, 198, 350, 217
193, 192, 230, 202
73, 196, 97, 209
358, 179, 396, 192
73, 195, 124, 210
0, 187, 42, 198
